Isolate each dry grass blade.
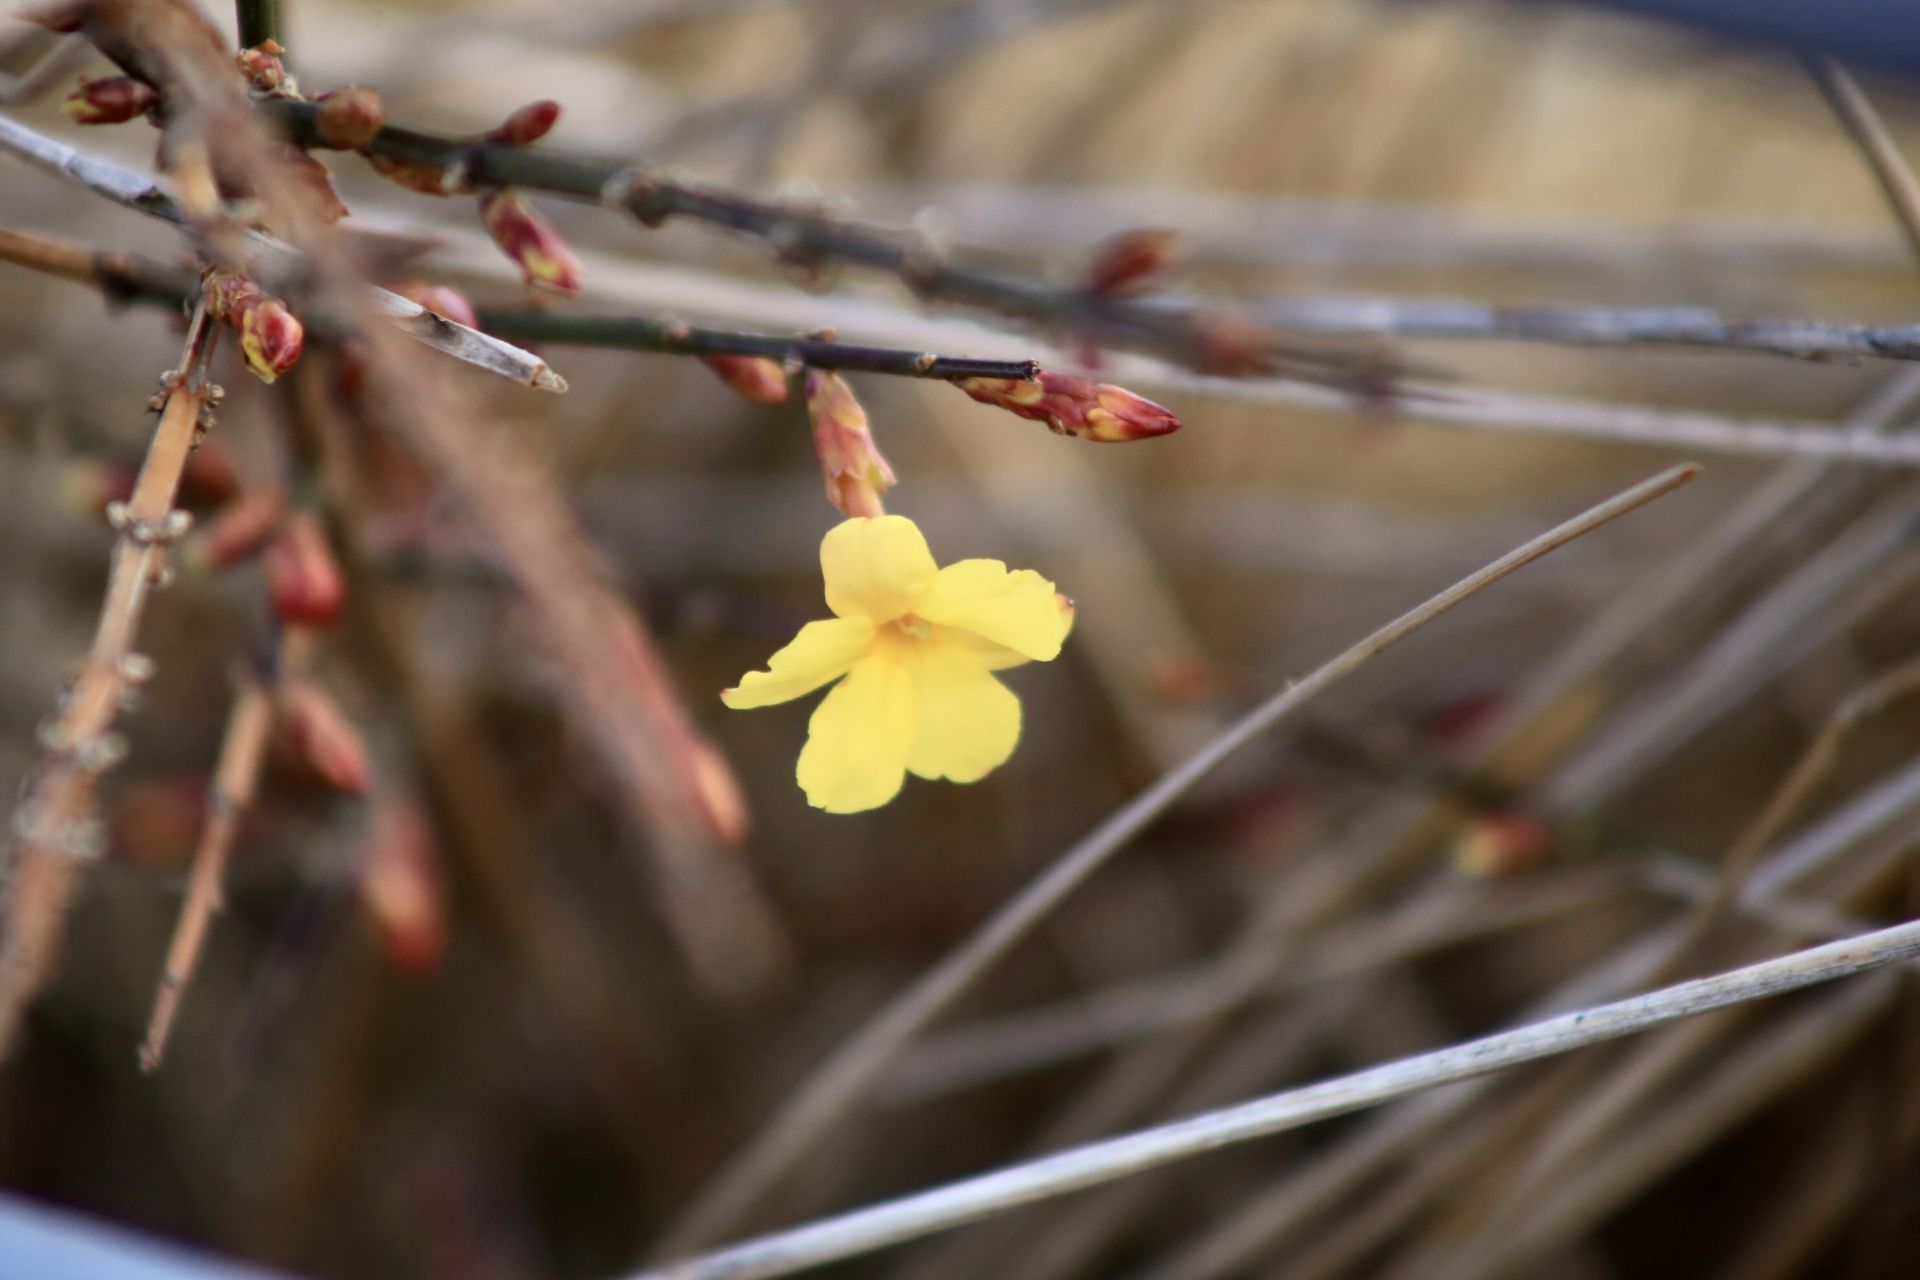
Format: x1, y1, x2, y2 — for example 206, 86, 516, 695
655, 463, 1698, 1255
635, 914, 1920, 1280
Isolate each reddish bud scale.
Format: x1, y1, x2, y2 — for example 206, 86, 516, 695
188, 488, 288, 571
393, 282, 481, 331
1085, 228, 1180, 296
956, 370, 1181, 443
487, 99, 561, 146
702, 354, 790, 405
207, 273, 305, 382
478, 189, 583, 296
804, 370, 896, 518
265, 514, 345, 627
275, 681, 372, 796
313, 86, 386, 149
64, 75, 158, 125
369, 151, 475, 196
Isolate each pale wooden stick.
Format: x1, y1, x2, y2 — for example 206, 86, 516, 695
656, 464, 1699, 1254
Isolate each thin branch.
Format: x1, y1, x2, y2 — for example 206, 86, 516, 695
1806, 56, 1920, 265
136, 642, 283, 1072
0, 299, 220, 1055
654, 463, 1699, 1255
0, 114, 566, 391
264, 99, 1387, 388
475, 309, 1038, 382
635, 914, 1920, 1280
1243, 292, 1920, 362
0, 225, 198, 305
235, 0, 283, 53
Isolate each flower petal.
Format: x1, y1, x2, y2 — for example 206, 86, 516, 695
821, 516, 938, 624
721, 617, 875, 710
796, 648, 914, 813
929, 624, 1030, 672
913, 560, 1070, 662
904, 636, 1022, 783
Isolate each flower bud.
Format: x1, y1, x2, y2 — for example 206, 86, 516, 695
313, 86, 385, 150
956, 369, 1181, 443
804, 370, 895, 518
1453, 813, 1551, 878
208, 273, 305, 382
236, 40, 295, 96
360, 797, 445, 976
392, 282, 480, 331
1085, 228, 1179, 296
275, 681, 371, 795
702, 354, 790, 405
64, 75, 158, 125
486, 99, 561, 146
265, 513, 345, 627
478, 189, 582, 296
185, 488, 288, 572
178, 440, 243, 508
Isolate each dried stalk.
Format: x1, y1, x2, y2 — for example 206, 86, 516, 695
656, 463, 1698, 1255
1806, 56, 1920, 265
0, 299, 219, 1055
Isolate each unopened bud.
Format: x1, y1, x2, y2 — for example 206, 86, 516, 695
955, 369, 1181, 443
186, 488, 287, 571
805, 370, 895, 517
208, 273, 305, 382
1453, 813, 1551, 878
487, 99, 560, 146
1085, 228, 1180, 296
360, 797, 446, 976
236, 41, 295, 96
313, 86, 385, 149
702, 354, 789, 405
64, 75, 158, 125
178, 440, 243, 508
369, 151, 474, 196
393, 281, 480, 330
275, 681, 371, 795
265, 513, 345, 627
478, 189, 583, 296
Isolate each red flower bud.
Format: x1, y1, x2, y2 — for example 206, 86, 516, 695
186, 488, 288, 572
702, 354, 790, 405
392, 282, 480, 331
64, 75, 158, 125
275, 681, 371, 795
804, 370, 896, 518
1085, 228, 1180, 297
208, 273, 305, 382
178, 440, 243, 508
360, 797, 446, 976
313, 86, 386, 150
478, 189, 582, 295
265, 513, 345, 627
1453, 813, 1552, 879
955, 369, 1181, 443
487, 100, 561, 146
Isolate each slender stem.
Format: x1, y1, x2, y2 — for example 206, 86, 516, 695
477, 309, 1038, 381
265, 99, 1383, 388
1806, 56, 1920, 265
0, 301, 220, 1055
0, 115, 564, 391
236, 0, 284, 52
654, 463, 1699, 1255
634, 914, 1920, 1280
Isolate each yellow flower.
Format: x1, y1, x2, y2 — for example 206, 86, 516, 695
723, 516, 1073, 813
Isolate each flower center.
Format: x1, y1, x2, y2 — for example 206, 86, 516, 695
890, 613, 933, 640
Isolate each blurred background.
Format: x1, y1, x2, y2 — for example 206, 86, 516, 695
6, 0, 1920, 1276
